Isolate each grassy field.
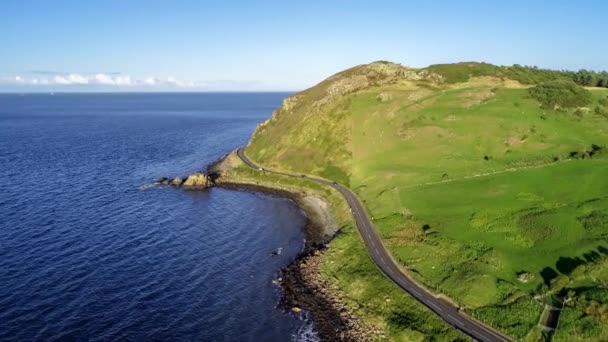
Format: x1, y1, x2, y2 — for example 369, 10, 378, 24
244, 62, 608, 340
350, 84, 608, 339
389, 160, 608, 295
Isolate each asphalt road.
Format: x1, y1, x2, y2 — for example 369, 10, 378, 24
236, 147, 511, 342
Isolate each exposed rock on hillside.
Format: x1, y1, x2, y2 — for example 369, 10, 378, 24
257, 61, 430, 128
314, 62, 423, 108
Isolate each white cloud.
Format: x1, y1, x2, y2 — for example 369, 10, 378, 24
67, 74, 89, 84
144, 77, 158, 85
94, 73, 117, 85
166, 76, 184, 87
0, 72, 200, 88
53, 75, 70, 85
114, 75, 132, 86
54, 74, 90, 85
0, 72, 267, 90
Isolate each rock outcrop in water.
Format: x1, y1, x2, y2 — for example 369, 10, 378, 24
155, 152, 233, 189
156, 172, 212, 189
183, 173, 209, 188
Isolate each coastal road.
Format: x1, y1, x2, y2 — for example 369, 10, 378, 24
236, 147, 511, 342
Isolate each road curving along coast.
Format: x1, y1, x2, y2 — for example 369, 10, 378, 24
236, 147, 511, 342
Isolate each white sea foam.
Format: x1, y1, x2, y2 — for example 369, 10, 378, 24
292, 314, 320, 342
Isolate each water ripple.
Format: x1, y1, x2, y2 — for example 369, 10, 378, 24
0, 93, 306, 341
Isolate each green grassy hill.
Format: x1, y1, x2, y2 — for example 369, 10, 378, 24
246, 61, 608, 340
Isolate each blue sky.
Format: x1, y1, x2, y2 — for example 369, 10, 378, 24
1, 0, 607, 92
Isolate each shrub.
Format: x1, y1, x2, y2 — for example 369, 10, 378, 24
528, 81, 593, 109
598, 97, 608, 107
506, 64, 573, 84
595, 106, 608, 118
426, 62, 502, 83
319, 164, 350, 186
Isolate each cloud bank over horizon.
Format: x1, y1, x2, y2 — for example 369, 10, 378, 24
1, 72, 205, 90
0, 69, 273, 92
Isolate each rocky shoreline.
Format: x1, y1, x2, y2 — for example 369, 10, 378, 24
219, 181, 377, 342
156, 159, 377, 341
281, 248, 378, 342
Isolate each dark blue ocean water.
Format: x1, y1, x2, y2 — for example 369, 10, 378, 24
0, 93, 316, 341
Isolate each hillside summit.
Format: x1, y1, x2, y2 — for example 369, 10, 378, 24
248, 61, 606, 184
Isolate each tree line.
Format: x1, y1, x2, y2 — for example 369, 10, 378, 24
426, 62, 608, 88
510, 64, 608, 88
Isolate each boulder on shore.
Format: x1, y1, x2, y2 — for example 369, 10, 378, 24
171, 177, 183, 186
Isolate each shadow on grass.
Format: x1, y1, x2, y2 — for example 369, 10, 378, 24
540, 245, 608, 286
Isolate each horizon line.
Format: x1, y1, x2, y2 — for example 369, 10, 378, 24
0, 90, 299, 94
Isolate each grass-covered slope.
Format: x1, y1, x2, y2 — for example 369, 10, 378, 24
246, 61, 608, 340
247, 62, 440, 186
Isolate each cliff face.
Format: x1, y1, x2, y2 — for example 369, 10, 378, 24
246, 62, 435, 185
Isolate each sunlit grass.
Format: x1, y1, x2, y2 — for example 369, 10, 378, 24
243, 64, 608, 339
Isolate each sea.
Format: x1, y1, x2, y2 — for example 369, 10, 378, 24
0, 93, 319, 341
